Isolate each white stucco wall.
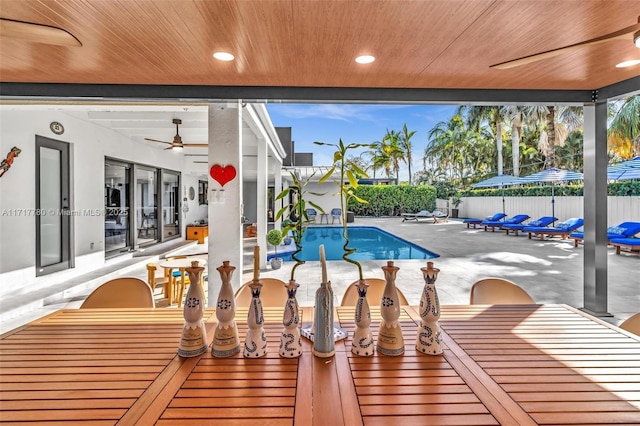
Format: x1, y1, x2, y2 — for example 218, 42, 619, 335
0, 109, 202, 294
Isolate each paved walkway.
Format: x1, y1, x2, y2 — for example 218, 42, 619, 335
2, 217, 637, 333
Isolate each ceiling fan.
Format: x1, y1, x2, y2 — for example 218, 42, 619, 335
491, 16, 640, 69
144, 119, 207, 150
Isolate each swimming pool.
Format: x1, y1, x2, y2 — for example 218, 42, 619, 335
276, 226, 439, 261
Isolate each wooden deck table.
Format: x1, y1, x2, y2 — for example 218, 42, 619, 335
1, 305, 639, 425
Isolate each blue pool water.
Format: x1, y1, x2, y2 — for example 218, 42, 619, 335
275, 226, 439, 261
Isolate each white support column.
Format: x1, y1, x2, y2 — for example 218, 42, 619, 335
582, 101, 610, 316
256, 137, 268, 270
207, 102, 243, 304
274, 164, 283, 229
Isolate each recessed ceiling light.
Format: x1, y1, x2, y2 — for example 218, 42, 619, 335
616, 59, 640, 68
355, 55, 375, 64
213, 51, 234, 61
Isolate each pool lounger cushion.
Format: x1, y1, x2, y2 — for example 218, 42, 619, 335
609, 238, 640, 255
463, 213, 506, 228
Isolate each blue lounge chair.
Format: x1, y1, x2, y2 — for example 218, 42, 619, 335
482, 214, 530, 232
609, 238, 640, 255
502, 216, 557, 236
569, 221, 640, 247
306, 208, 317, 223
463, 213, 506, 229
524, 217, 584, 240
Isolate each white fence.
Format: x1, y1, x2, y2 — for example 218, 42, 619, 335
458, 196, 639, 224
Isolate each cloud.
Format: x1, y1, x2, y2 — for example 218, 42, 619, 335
269, 104, 411, 123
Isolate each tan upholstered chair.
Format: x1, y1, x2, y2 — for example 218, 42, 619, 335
80, 277, 155, 308
469, 277, 535, 305
235, 278, 289, 307
620, 312, 640, 336
340, 278, 409, 306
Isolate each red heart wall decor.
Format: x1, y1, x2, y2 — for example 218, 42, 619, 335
209, 164, 237, 187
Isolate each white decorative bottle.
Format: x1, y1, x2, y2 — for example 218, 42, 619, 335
280, 280, 302, 358
313, 245, 335, 358
244, 279, 268, 357
211, 261, 241, 357
351, 279, 374, 356
416, 261, 443, 355
377, 261, 404, 356
178, 261, 208, 357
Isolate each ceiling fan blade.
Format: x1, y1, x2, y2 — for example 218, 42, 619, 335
182, 143, 209, 147
0, 18, 82, 47
144, 137, 172, 145
491, 19, 640, 70
164, 146, 174, 151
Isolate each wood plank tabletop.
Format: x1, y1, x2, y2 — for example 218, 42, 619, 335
1, 304, 639, 425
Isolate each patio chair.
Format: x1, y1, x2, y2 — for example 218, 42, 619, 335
431, 210, 449, 223
306, 208, 317, 223
482, 214, 529, 232
569, 221, 640, 247
235, 278, 289, 307
331, 208, 342, 224
340, 278, 409, 306
463, 213, 506, 229
524, 217, 584, 241
146, 262, 169, 294
469, 277, 535, 305
619, 312, 640, 336
80, 277, 155, 308
609, 237, 640, 255
502, 216, 557, 236
401, 210, 431, 222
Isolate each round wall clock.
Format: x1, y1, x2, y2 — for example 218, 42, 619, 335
50, 121, 65, 135
188, 186, 196, 200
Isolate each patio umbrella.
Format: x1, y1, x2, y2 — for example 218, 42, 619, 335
607, 157, 640, 181
517, 168, 583, 222
472, 174, 521, 214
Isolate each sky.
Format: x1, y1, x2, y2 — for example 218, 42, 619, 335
265, 103, 459, 181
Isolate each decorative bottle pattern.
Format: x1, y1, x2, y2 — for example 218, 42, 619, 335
377, 261, 404, 356
313, 244, 335, 358
352, 279, 374, 356
416, 261, 443, 355
211, 261, 241, 357
244, 280, 267, 357
178, 261, 208, 357
280, 280, 302, 358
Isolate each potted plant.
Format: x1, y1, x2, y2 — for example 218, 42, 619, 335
451, 194, 462, 218
274, 171, 324, 281
266, 228, 284, 270
315, 139, 374, 281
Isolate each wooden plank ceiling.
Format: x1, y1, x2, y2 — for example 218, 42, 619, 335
0, 0, 639, 91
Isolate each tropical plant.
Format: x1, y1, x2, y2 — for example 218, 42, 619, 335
382, 129, 405, 181
451, 194, 462, 208
274, 171, 324, 281
398, 123, 417, 185
315, 139, 374, 280
457, 105, 508, 175
608, 96, 640, 160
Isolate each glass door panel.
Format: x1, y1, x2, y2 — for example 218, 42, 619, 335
162, 171, 180, 239
104, 161, 131, 254
136, 167, 158, 245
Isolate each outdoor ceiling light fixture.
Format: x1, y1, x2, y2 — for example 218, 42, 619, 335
213, 51, 235, 61
355, 55, 375, 64
616, 59, 640, 68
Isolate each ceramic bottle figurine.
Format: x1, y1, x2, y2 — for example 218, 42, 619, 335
211, 260, 241, 357
280, 280, 302, 358
416, 261, 443, 355
313, 245, 335, 358
243, 279, 268, 357
377, 261, 404, 356
351, 279, 374, 356
178, 261, 208, 357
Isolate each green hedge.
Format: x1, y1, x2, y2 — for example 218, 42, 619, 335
348, 185, 437, 216
461, 180, 640, 197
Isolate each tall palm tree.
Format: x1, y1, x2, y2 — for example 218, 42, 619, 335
365, 140, 393, 178
382, 129, 404, 181
608, 96, 640, 160
524, 105, 583, 169
397, 124, 417, 185
457, 105, 507, 175
504, 105, 526, 176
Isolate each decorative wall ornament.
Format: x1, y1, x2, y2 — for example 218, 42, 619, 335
49, 121, 64, 135
209, 164, 236, 187
0, 147, 21, 178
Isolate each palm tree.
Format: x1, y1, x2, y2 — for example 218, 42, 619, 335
364, 140, 393, 178
382, 129, 404, 181
457, 105, 507, 175
608, 96, 640, 160
524, 105, 583, 169
397, 124, 417, 185
504, 105, 526, 176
